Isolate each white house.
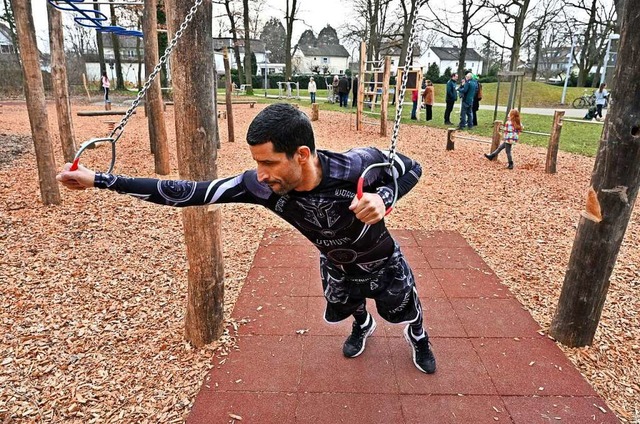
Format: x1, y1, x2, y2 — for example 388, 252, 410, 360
378, 43, 422, 75
0, 23, 16, 56
424, 47, 484, 75
293, 44, 350, 76
212, 37, 268, 74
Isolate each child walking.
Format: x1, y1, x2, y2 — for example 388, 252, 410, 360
484, 109, 523, 169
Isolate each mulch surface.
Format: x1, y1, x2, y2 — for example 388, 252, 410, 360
0, 99, 638, 423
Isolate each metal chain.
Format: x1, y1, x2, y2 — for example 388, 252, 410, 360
109, 0, 204, 138
387, 0, 427, 165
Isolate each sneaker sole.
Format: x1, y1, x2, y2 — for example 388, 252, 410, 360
348, 318, 377, 358
403, 325, 435, 374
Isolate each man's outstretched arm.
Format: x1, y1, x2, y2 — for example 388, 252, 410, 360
57, 163, 263, 207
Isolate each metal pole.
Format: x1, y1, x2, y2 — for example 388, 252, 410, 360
263, 52, 268, 98
600, 34, 619, 86
561, 37, 576, 105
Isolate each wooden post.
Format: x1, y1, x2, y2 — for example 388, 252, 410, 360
550, 3, 640, 347
222, 47, 235, 143
446, 128, 455, 150
81, 73, 91, 101
167, 0, 224, 347
490, 119, 502, 158
47, 3, 76, 163
311, 103, 319, 121
11, 0, 60, 205
356, 40, 365, 131
545, 110, 565, 174
143, 0, 170, 174
380, 56, 391, 137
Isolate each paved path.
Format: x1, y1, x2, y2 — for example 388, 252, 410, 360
187, 229, 619, 424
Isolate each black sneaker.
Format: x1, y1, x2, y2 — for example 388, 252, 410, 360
403, 325, 436, 374
343, 315, 377, 358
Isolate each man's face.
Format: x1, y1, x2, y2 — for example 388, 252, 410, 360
250, 142, 303, 195
452, 74, 458, 81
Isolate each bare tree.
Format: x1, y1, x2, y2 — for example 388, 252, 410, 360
283, 0, 300, 79
341, 0, 394, 63
426, 0, 494, 77
491, 0, 533, 73
567, 0, 616, 87
524, 0, 562, 81
218, 0, 244, 84
242, 0, 252, 89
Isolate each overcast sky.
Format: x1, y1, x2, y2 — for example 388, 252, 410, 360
25, 0, 614, 56
29, 0, 351, 53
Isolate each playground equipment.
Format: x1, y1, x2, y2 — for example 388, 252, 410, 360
58, 0, 205, 172
447, 110, 604, 174
324, 76, 338, 104
47, 0, 143, 37
356, 50, 391, 136
493, 71, 525, 121
277, 81, 300, 100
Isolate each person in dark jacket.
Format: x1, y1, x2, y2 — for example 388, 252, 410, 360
444, 73, 458, 125
338, 75, 350, 107
351, 75, 359, 108
472, 75, 482, 126
457, 72, 477, 130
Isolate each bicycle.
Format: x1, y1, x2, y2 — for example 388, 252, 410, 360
572, 89, 596, 109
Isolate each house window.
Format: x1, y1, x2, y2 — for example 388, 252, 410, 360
322, 57, 328, 64
0, 44, 15, 54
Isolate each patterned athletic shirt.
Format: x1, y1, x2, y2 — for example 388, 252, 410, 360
94, 147, 422, 275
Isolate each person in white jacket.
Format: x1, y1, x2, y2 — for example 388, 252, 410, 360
308, 77, 317, 104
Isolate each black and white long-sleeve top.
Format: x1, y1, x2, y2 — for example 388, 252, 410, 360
95, 147, 422, 275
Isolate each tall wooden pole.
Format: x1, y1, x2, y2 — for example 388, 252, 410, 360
380, 56, 391, 137
545, 110, 565, 174
550, 2, 640, 347
47, 3, 76, 163
143, 0, 170, 175
356, 41, 365, 131
222, 47, 235, 143
11, 0, 60, 205
166, 0, 224, 347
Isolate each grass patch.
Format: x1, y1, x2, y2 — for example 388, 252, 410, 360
237, 93, 603, 156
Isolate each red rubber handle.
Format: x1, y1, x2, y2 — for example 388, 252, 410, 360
356, 177, 365, 199
70, 157, 80, 171
357, 177, 393, 216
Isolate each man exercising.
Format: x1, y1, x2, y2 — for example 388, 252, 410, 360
57, 103, 436, 374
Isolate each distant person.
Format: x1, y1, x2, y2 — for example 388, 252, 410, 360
472, 75, 482, 126
286, 77, 293, 98
332, 75, 339, 103
410, 88, 419, 120
308, 77, 317, 104
101, 71, 110, 103
352, 75, 359, 107
594, 83, 608, 121
457, 72, 477, 130
444, 73, 458, 125
484, 108, 523, 170
338, 75, 350, 107
422, 80, 435, 121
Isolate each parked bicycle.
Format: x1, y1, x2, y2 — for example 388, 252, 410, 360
572, 89, 596, 109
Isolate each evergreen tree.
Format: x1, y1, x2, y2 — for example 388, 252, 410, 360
425, 63, 440, 81
260, 17, 287, 63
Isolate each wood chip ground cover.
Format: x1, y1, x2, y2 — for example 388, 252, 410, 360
0, 102, 638, 423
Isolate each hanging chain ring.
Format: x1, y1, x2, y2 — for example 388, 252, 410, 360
357, 0, 426, 215
69, 129, 124, 174
70, 0, 204, 173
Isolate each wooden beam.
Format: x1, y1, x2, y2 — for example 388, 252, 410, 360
167, 0, 224, 347
12, 0, 60, 205
550, 1, 640, 347
143, 0, 170, 174
47, 4, 76, 163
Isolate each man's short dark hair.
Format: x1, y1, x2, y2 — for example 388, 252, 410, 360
246, 103, 316, 158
